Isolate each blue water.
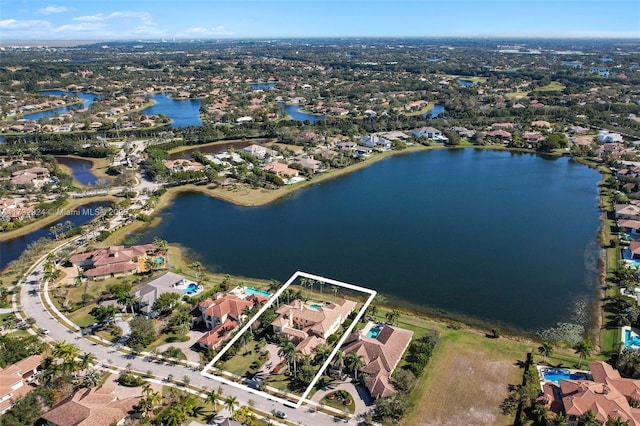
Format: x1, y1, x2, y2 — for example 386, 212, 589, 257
0, 201, 111, 271
283, 104, 324, 124
458, 79, 474, 87
624, 329, 640, 348
153, 257, 164, 264
23, 90, 98, 120
135, 149, 601, 331
366, 325, 383, 339
423, 104, 445, 118
183, 283, 200, 295
310, 303, 323, 309
55, 156, 99, 186
142, 93, 202, 128
250, 83, 275, 90
542, 368, 590, 385
246, 287, 271, 297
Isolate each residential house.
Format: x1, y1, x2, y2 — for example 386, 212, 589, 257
10, 167, 51, 187
531, 120, 552, 129
491, 122, 515, 129
272, 299, 357, 355
162, 159, 204, 173
341, 325, 413, 399
293, 157, 322, 173
360, 135, 392, 150
242, 144, 278, 160
615, 204, 640, 220
598, 130, 624, 144
524, 132, 545, 143
69, 244, 155, 280
262, 162, 299, 179
295, 131, 325, 145
487, 129, 513, 140
451, 127, 475, 138
0, 198, 35, 221
41, 385, 141, 426
619, 219, 640, 235
626, 241, 640, 261
133, 271, 190, 315
410, 127, 448, 143
195, 293, 256, 350
0, 355, 43, 414
538, 361, 640, 425
379, 131, 410, 141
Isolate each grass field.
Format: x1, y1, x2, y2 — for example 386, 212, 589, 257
534, 82, 566, 92
400, 326, 584, 426
504, 91, 529, 99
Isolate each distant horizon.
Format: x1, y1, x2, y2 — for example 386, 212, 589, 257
1, 0, 638, 41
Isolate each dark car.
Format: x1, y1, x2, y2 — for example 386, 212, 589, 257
275, 410, 287, 419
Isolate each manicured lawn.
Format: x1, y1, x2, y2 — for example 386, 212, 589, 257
534, 82, 566, 92
66, 305, 97, 328
218, 343, 265, 377
404, 102, 435, 117
504, 91, 529, 99
146, 330, 189, 352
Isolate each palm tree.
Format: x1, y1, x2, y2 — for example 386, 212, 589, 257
331, 285, 338, 298
300, 277, 308, 298
190, 261, 202, 281
532, 403, 549, 424
53, 341, 80, 362
82, 368, 101, 388
538, 342, 554, 364
608, 416, 630, 426
574, 340, 594, 368
551, 413, 569, 426
333, 349, 345, 378
278, 341, 296, 373
116, 291, 136, 314
578, 410, 602, 426
386, 309, 401, 326
206, 389, 221, 412
224, 396, 239, 415
345, 352, 364, 381
314, 343, 332, 365
77, 352, 96, 371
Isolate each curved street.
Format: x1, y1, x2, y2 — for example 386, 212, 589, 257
17, 238, 360, 426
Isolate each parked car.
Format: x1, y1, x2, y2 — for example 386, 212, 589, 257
275, 410, 287, 419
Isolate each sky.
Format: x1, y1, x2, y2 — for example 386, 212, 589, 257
0, 0, 639, 41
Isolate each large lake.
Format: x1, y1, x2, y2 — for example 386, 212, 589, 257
0, 201, 111, 271
143, 93, 203, 128
55, 156, 99, 186
23, 90, 98, 121
135, 149, 601, 331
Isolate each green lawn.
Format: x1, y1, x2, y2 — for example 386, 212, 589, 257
217, 343, 265, 377
534, 82, 566, 92
66, 305, 97, 328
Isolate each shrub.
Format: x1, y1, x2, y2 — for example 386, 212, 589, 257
118, 372, 144, 387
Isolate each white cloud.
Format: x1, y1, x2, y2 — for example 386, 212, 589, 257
72, 14, 105, 22
178, 25, 235, 37
53, 22, 106, 33
37, 6, 70, 15
108, 11, 155, 26
0, 19, 52, 30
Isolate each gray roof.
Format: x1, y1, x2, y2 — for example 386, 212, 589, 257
134, 271, 186, 313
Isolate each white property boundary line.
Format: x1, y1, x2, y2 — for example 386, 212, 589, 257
201, 271, 377, 409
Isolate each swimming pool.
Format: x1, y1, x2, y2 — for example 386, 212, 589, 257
541, 368, 590, 385
245, 287, 271, 297
309, 303, 323, 309
366, 325, 383, 339
625, 329, 640, 348
183, 283, 200, 295
153, 256, 164, 264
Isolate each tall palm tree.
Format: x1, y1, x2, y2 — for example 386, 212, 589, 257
117, 291, 136, 314
206, 389, 221, 412
608, 416, 630, 426
551, 412, 569, 426
574, 340, 594, 368
77, 352, 96, 371
82, 368, 101, 388
578, 410, 602, 426
345, 352, 364, 381
224, 396, 239, 415
333, 349, 345, 378
538, 342, 554, 364
532, 403, 549, 424
53, 341, 80, 362
278, 341, 296, 373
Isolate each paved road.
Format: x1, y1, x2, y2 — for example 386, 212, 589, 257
19, 244, 350, 426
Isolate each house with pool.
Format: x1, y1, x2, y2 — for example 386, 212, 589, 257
537, 361, 640, 425
195, 289, 270, 351
341, 322, 414, 399
271, 298, 357, 355
69, 244, 156, 280
133, 271, 199, 315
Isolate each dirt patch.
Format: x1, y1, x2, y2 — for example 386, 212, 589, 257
402, 337, 521, 426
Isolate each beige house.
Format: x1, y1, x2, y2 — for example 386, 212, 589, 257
0, 355, 43, 414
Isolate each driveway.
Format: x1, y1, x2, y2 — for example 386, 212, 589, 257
311, 380, 374, 418
155, 330, 204, 363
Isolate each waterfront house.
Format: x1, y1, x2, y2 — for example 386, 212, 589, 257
0, 355, 43, 414
410, 126, 448, 143
293, 157, 322, 173
360, 135, 392, 150
619, 219, 640, 236
262, 162, 299, 179
69, 244, 155, 280
538, 361, 640, 425
41, 384, 141, 426
133, 271, 190, 315
196, 293, 255, 330
487, 129, 513, 140
615, 204, 640, 220
341, 325, 413, 399
272, 299, 357, 355
162, 159, 204, 173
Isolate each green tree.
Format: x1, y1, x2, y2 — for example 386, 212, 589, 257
573, 340, 594, 368
345, 352, 364, 380
578, 410, 603, 426
224, 396, 239, 415
154, 292, 181, 314
206, 389, 221, 412
538, 342, 554, 364
386, 309, 401, 326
